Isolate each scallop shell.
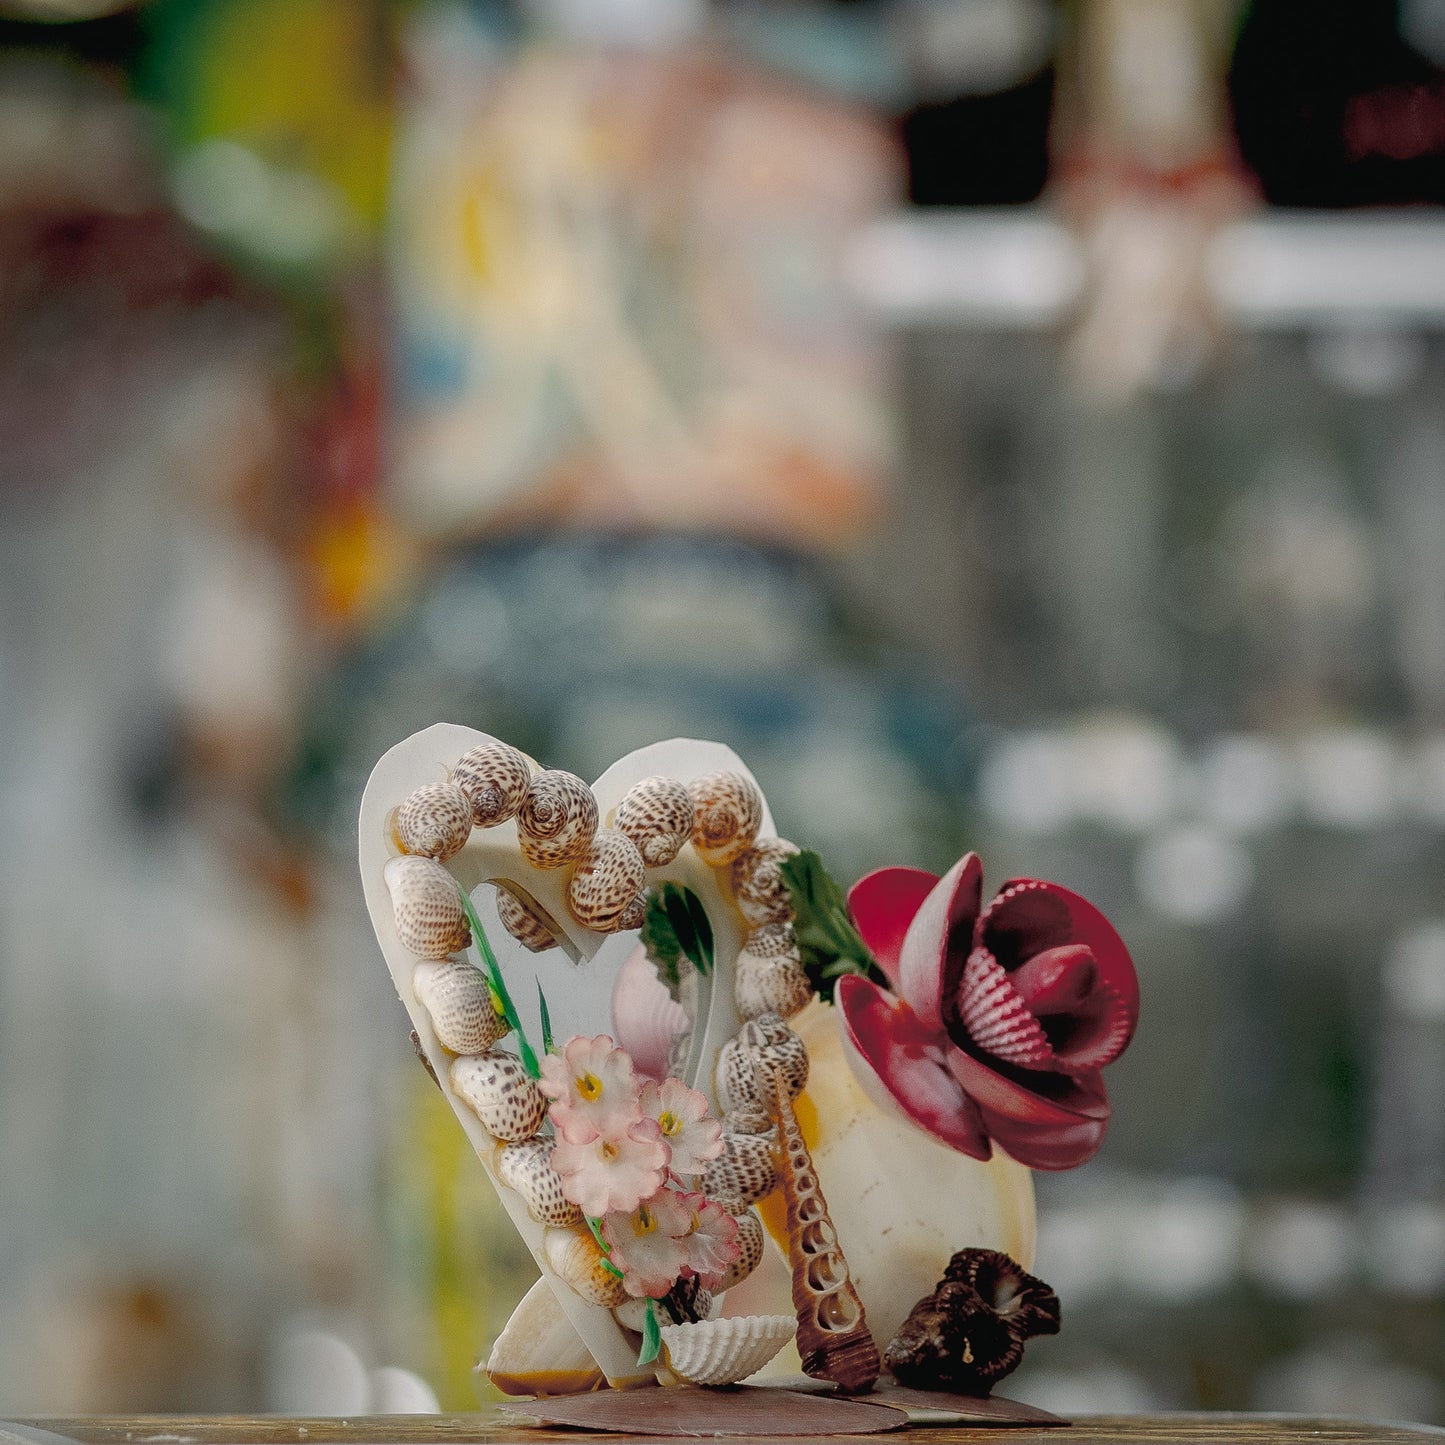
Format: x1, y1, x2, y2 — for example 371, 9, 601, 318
413, 960, 507, 1054
450, 1052, 546, 1141
544, 1225, 628, 1308
688, 771, 763, 867
957, 950, 1054, 1070
453, 742, 534, 829
612, 949, 689, 1082
395, 782, 473, 861
717, 1014, 809, 1113
385, 855, 470, 959
716, 1210, 766, 1292
518, 770, 599, 870
495, 888, 560, 953
735, 952, 812, 1022
497, 1139, 583, 1227
700, 1127, 779, 1211
731, 839, 799, 928
567, 829, 647, 932
659, 1315, 796, 1386
615, 776, 694, 867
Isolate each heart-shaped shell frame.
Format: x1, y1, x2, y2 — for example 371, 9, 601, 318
359, 725, 777, 1388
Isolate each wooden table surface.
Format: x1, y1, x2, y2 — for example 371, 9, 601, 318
9, 1415, 1445, 1445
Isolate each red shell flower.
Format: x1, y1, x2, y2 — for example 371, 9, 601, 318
836, 854, 1139, 1170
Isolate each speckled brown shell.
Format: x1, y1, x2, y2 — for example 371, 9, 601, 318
736, 952, 813, 1021
616, 890, 648, 932
413, 960, 507, 1054
517, 770, 599, 870
700, 1128, 779, 1211
718, 1014, 809, 1113
731, 839, 800, 927
545, 1225, 629, 1308
566, 828, 647, 931
717, 1210, 766, 1292
615, 775, 694, 867
745, 921, 800, 958
496, 888, 560, 953
688, 771, 763, 867
497, 1139, 583, 1227
395, 782, 473, 861
723, 1104, 776, 1137
450, 1051, 546, 1141
453, 742, 534, 829
385, 855, 470, 959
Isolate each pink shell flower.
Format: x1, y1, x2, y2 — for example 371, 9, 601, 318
837, 854, 1139, 1171
551, 1116, 670, 1217
539, 1034, 642, 1144
640, 1077, 724, 1177
677, 1192, 740, 1290
602, 1186, 696, 1298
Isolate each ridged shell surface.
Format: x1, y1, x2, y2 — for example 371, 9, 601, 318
688, 771, 763, 867
615, 776, 694, 867
735, 952, 812, 1021
718, 1015, 809, 1112
717, 1210, 766, 1292
518, 770, 599, 870
385, 855, 470, 959
497, 1139, 582, 1226
544, 1226, 629, 1308
413, 960, 507, 1054
496, 888, 559, 953
660, 1315, 796, 1386
396, 782, 473, 861
450, 1052, 546, 1141
567, 829, 647, 931
453, 742, 533, 828
700, 1128, 779, 1211
731, 839, 799, 927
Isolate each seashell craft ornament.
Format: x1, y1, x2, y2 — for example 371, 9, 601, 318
359, 725, 1139, 1407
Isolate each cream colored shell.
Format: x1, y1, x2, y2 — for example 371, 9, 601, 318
385, 855, 470, 959
688, 771, 763, 867
496, 888, 559, 953
614, 775, 694, 867
659, 1315, 795, 1386
497, 1139, 583, 1227
518, 770, 600, 870
730, 839, 799, 928
453, 741, 534, 828
566, 828, 647, 932
544, 1226, 629, 1308
735, 952, 812, 1022
450, 1052, 546, 1141
413, 960, 507, 1054
396, 782, 473, 861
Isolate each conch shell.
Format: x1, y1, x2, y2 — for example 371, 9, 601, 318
659, 1315, 796, 1386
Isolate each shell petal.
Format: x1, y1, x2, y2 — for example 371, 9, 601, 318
660, 1315, 796, 1386
611, 947, 689, 1083
897, 854, 983, 1033
846, 867, 938, 989
956, 950, 1053, 1070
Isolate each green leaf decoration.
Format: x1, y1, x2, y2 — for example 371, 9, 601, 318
455, 884, 540, 1079
637, 1298, 661, 1367
641, 883, 713, 989
585, 1215, 624, 1278
779, 850, 888, 999
537, 981, 555, 1056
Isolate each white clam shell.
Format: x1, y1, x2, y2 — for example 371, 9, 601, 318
544, 1226, 629, 1308
496, 887, 560, 953
730, 839, 799, 928
413, 960, 507, 1054
688, 771, 763, 867
453, 741, 534, 828
659, 1315, 796, 1386
395, 781, 473, 861
567, 828, 647, 931
518, 770, 600, 870
615, 775, 694, 867
385, 855, 470, 959
450, 1052, 546, 1141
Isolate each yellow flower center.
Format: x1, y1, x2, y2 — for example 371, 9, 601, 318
600, 1140, 618, 1162
657, 1110, 682, 1137
576, 1071, 603, 1100
636, 1205, 656, 1235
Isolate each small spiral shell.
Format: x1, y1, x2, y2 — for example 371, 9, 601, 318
385, 856, 470, 959
616, 890, 648, 932
497, 1139, 582, 1226
615, 776, 694, 867
718, 1014, 809, 1113
496, 888, 560, 953
745, 921, 800, 958
731, 839, 800, 927
567, 829, 647, 932
451, 1051, 546, 1141
395, 782, 473, 861
700, 1129, 779, 1212
518, 770, 599, 870
735, 952, 812, 1022
413, 960, 507, 1054
453, 742, 534, 829
716, 1211, 766, 1292
689, 771, 763, 867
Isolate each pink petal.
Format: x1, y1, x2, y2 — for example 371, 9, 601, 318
1010, 944, 1133, 1072
897, 852, 983, 1030
846, 868, 938, 986
834, 974, 990, 1159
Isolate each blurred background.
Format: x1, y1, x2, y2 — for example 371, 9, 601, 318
3, 0, 1445, 1422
